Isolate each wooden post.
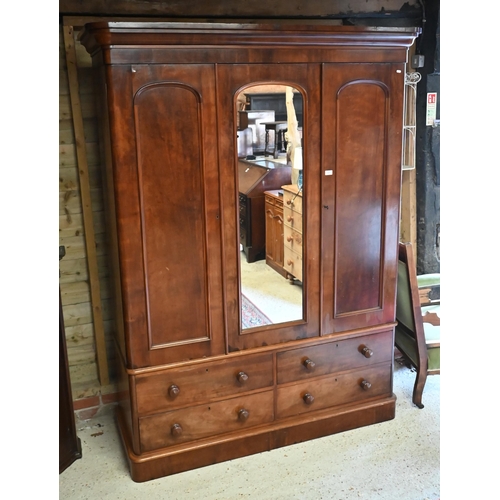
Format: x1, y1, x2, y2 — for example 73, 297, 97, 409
285, 87, 302, 185
400, 42, 418, 261
400, 168, 417, 260
63, 25, 109, 385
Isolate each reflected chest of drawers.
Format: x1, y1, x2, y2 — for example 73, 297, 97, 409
282, 184, 303, 282
264, 189, 286, 277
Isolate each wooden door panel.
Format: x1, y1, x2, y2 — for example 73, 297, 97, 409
335, 81, 386, 314
110, 65, 225, 367
322, 64, 405, 334
134, 83, 209, 346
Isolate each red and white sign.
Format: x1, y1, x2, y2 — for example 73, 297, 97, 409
426, 92, 437, 126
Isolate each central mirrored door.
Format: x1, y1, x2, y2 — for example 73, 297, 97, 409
216, 64, 321, 352
235, 84, 304, 331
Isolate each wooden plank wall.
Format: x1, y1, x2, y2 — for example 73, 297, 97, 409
59, 25, 117, 400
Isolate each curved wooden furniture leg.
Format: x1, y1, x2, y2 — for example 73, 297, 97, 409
412, 367, 428, 409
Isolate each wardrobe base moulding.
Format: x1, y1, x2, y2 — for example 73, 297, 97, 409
116, 395, 396, 483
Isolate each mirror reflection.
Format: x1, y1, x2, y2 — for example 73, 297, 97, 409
236, 84, 304, 330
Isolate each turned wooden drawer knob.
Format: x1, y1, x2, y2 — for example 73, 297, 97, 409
360, 380, 372, 390
238, 408, 250, 422
287, 215, 293, 222
286, 199, 292, 205
171, 423, 183, 437
168, 384, 180, 398
303, 358, 316, 370
361, 346, 374, 358
236, 371, 249, 383
287, 236, 293, 242
287, 259, 294, 266
303, 393, 315, 405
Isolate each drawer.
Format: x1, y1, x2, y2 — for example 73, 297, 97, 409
276, 363, 391, 419
277, 330, 394, 385
283, 225, 303, 253
135, 353, 274, 415
283, 247, 303, 281
265, 195, 283, 210
139, 390, 274, 451
283, 207, 303, 231
265, 194, 275, 205
239, 224, 247, 245
283, 190, 303, 214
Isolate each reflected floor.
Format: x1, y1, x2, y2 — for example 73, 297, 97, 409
240, 251, 302, 324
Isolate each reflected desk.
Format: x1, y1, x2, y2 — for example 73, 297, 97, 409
238, 160, 291, 263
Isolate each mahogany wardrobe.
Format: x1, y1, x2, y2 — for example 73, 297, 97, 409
80, 21, 419, 482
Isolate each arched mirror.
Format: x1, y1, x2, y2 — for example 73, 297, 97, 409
235, 84, 304, 330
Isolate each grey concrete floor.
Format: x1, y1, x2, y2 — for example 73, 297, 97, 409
59, 361, 440, 500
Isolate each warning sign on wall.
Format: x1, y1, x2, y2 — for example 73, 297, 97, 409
426, 92, 437, 126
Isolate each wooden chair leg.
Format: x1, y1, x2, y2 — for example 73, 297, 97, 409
412, 366, 428, 409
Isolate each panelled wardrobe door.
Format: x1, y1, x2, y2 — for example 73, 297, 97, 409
321, 63, 405, 335
108, 64, 226, 368
216, 64, 322, 352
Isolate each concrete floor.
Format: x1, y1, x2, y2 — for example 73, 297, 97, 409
59, 361, 440, 499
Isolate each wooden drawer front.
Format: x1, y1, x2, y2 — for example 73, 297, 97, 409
135, 353, 273, 415
283, 190, 303, 214
283, 225, 303, 253
283, 207, 303, 230
283, 247, 303, 281
276, 363, 391, 419
265, 193, 283, 208
140, 390, 274, 451
265, 194, 276, 206
277, 330, 393, 385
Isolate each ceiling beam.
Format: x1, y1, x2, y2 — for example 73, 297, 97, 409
60, 0, 421, 22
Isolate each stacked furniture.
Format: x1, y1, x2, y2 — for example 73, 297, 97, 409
80, 21, 419, 482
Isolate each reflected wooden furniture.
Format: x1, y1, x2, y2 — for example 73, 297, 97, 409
238, 160, 292, 263
264, 190, 286, 276
238, 110, 275, 154
263, 121, 288, 158
282, 184, 303, 282
80, 21, 419, 482
395, 242, 440, 408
